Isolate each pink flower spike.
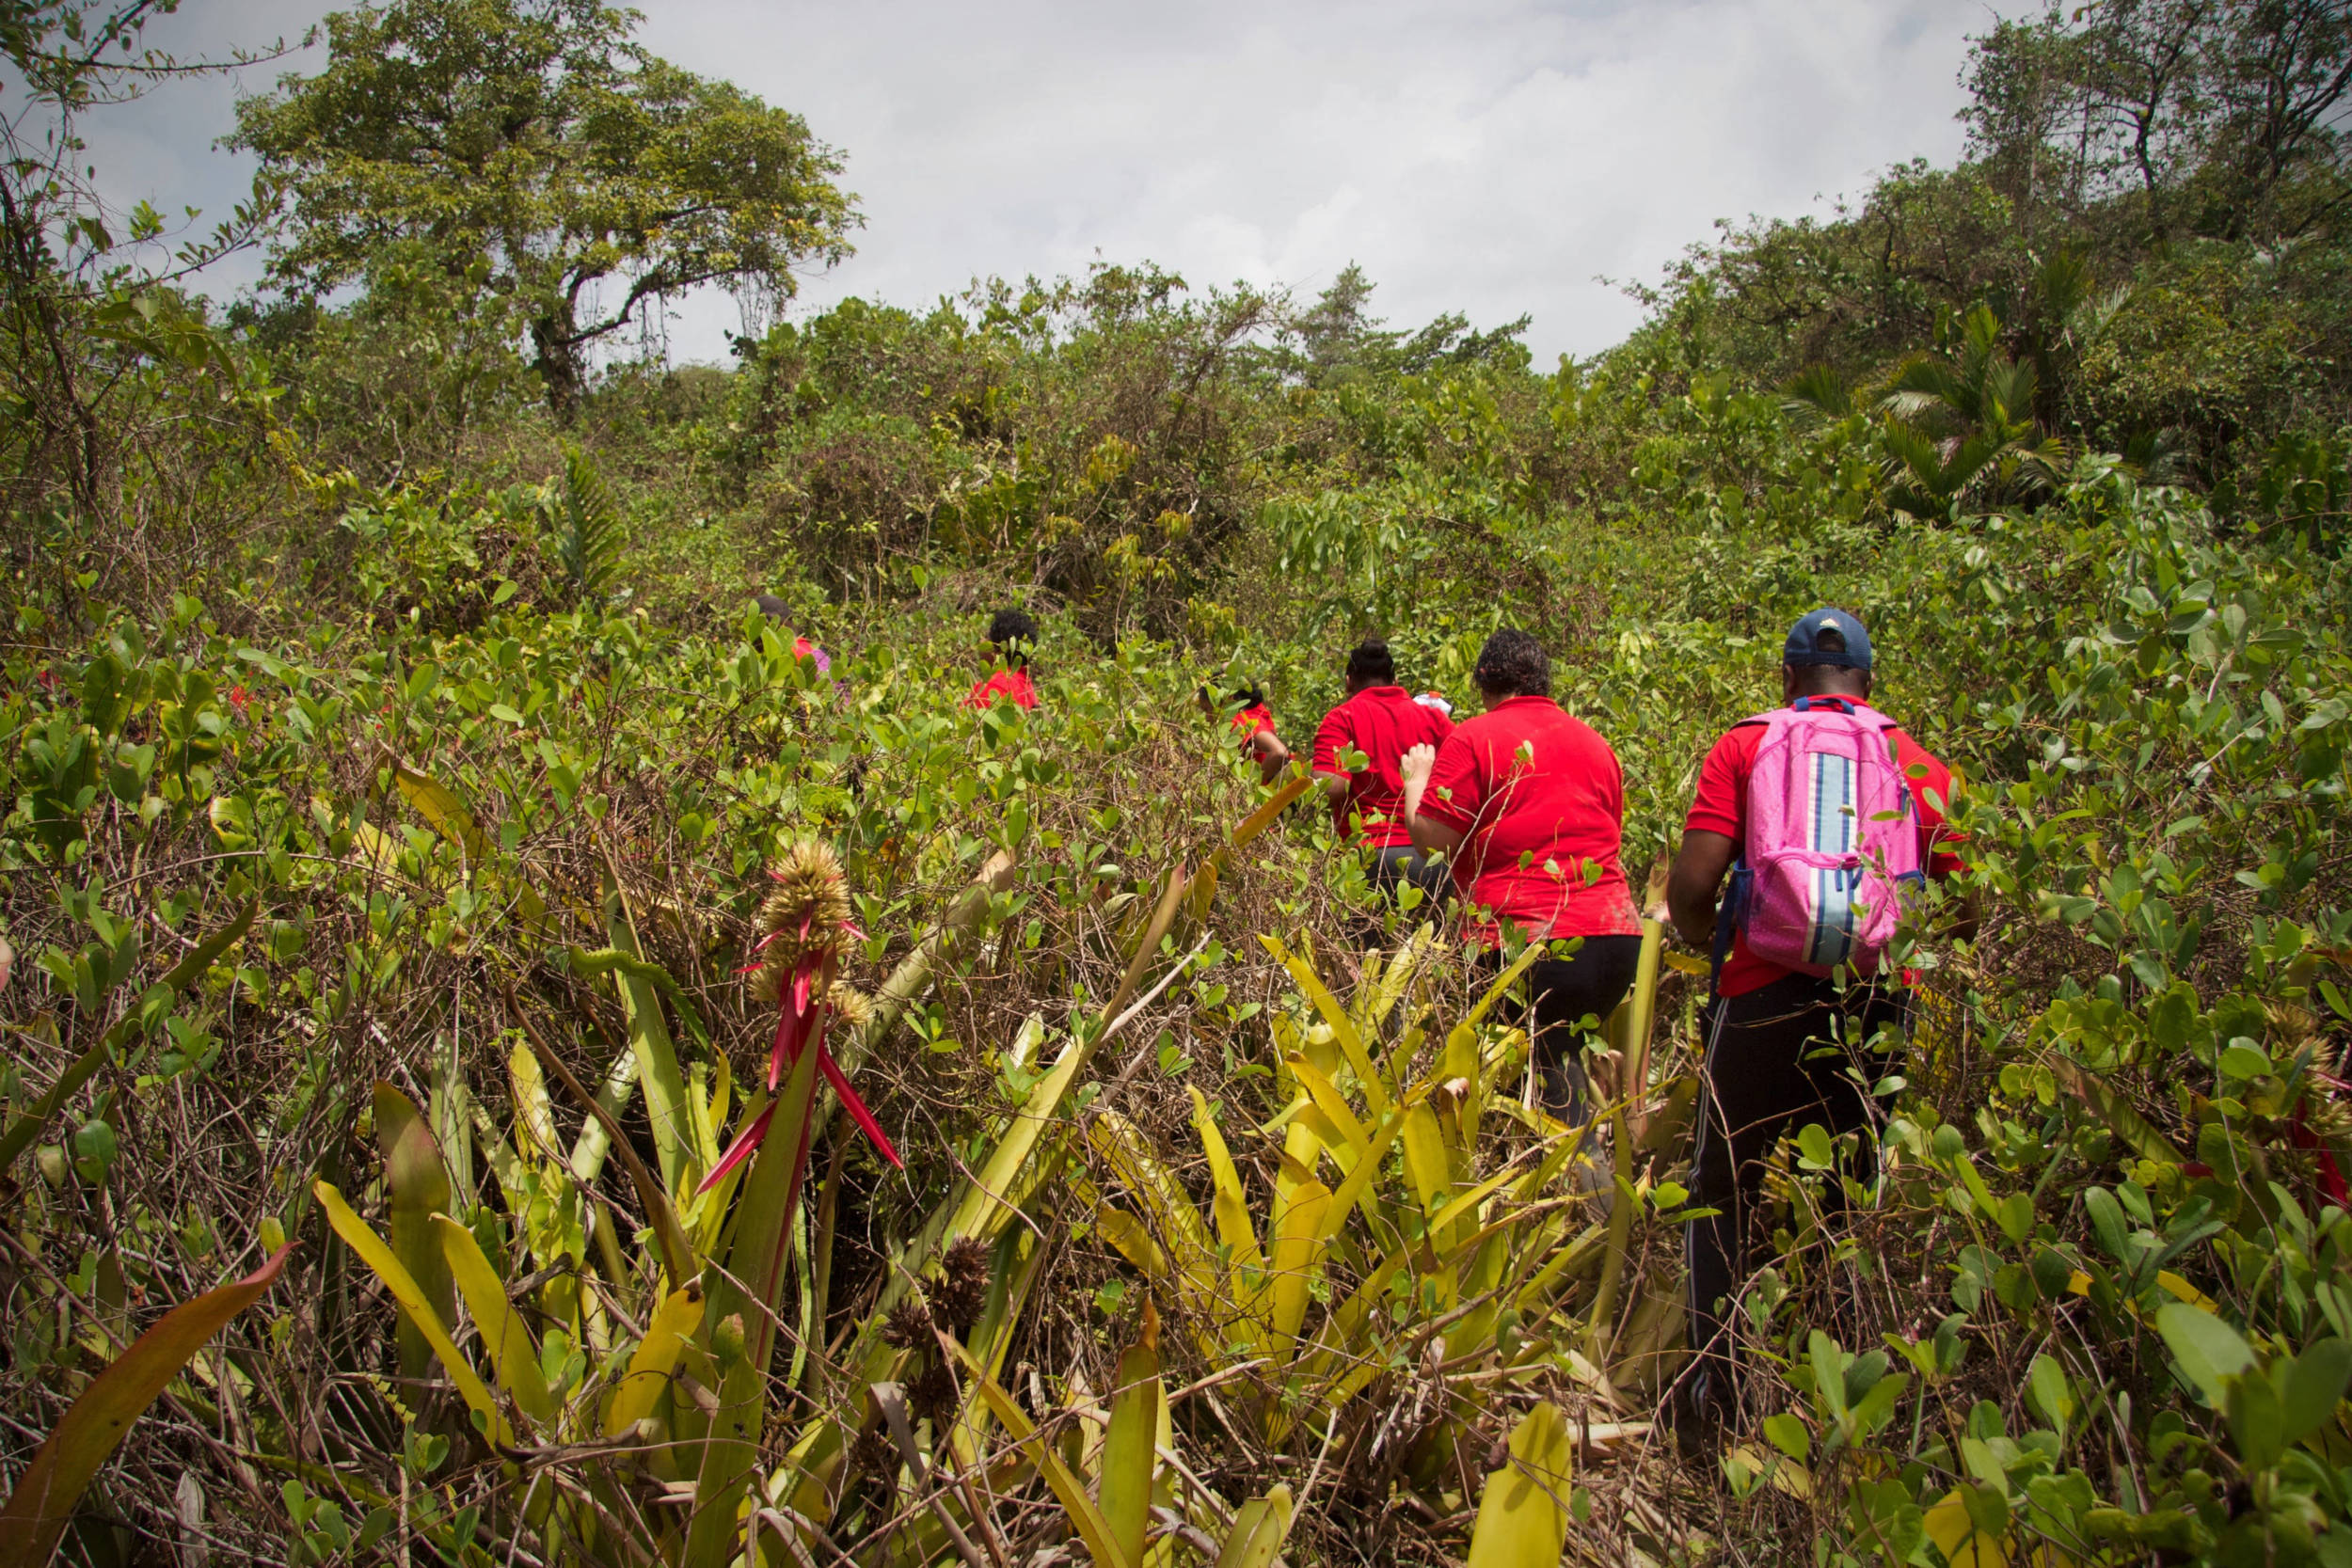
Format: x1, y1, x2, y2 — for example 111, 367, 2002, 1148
818, 1045, 902, 1169
695, 1104, 775, 1196
768, 1000, 808, 1092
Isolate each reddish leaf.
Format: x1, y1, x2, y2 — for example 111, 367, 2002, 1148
0, 1243, 293, 1565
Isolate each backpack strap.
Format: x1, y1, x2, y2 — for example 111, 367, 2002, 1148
1708, 863, 1751, 1002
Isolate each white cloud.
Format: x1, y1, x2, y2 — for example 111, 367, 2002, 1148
73, 0, 1994, 366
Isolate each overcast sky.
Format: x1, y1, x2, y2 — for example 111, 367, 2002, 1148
81, 0, 2001, 366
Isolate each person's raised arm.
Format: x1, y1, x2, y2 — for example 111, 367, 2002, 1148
1250, 730, 1293, 785
1666, 831, 1737, 949
1398, 743, 1466, 857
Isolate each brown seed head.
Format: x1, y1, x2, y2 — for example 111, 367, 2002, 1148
906, 1360, 960, 1426
881, 1296, 934, 1351
849, 1421, 896, 1482
931, 1235, 993, 1335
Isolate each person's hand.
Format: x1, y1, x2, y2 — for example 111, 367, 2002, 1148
1400, 743, 1436, 789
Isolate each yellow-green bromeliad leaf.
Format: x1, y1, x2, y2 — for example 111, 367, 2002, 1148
1466, 1401, 1575, 1567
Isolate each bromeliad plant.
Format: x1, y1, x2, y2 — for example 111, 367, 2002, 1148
1082, 926, 1670, 1485
703, 840, 901, 1192
298, 835, 1315, 1567
309, 838, 926, 1567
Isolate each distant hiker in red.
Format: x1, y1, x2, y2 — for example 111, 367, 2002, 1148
1200, 680, 1292, 783
754, 593, 832, 672
1311, 637, 1453, 903
966, 607, 1039, 711
1662, 607, 1967, 1449
1398, 628, 1641, 1124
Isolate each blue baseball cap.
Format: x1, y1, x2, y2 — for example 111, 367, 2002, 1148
1785, 607, 1873, 671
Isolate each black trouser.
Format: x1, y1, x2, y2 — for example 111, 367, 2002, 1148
1369, 846, 1450, 906
1345, 846, 1451, 952
1479, 935, 1645, 1126
1682, 972, 1909, 1419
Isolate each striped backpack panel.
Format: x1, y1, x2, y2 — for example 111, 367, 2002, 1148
1729, 698, 1927, 978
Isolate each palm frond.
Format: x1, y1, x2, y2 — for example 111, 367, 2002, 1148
1983, 357, 2040, 434
1781, 363, 1858, 424
2033, 245, 2094, 325
552, 445, 626, 610
2065, 284, 2133, 349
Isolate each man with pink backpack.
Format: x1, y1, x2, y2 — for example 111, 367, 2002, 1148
1663, 608, 1966, 1447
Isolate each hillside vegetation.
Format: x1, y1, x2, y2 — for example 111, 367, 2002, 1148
3, 2, 2351, 1566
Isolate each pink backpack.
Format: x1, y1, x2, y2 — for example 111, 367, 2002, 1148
1722, 698, 1926, 979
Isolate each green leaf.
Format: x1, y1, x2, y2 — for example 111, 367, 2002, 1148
2226, 1370, 2285, 1468
1763, 1412, 1812, 1462
2082, 1186, 2129, 1264
1215, 1485, 1294, 1568
1846, 1371, 1911, 1438
1796, 1123, 1836, 1171
373, 1083, 454, 1386
2145, 984, 2201, 1056
2155, 1302, 2253, 1406
2217, 1041, 2269, 1080
2026, 1354, 2074, 1439
80, 651, 132, 735
2280, 1338, 2352, 1447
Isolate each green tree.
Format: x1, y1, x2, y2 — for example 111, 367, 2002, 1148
1275, 263, 1529, 386
1, 1, 282, 515
232, 0, 861, 417
1963, 0, 2352, 244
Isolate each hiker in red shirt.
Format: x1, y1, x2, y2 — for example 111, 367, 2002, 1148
1398, 628, 1642, 1125
1662, 607, 1968, 1448
753, 593, 832, 672
1311, 637, 1453, 904
965, 608, 1040, 711
1200, 680, 1292, 784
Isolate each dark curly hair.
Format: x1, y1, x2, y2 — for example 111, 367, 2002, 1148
1472, 628, 1549, 698
1344, 636, 1394, 690
986, 608, 1039, 665
1197, 681, 1267, 715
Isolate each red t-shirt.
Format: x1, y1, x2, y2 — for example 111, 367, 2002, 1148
1417, 695, 1640, 944
1685, 706, 1965, 996
965, 667, 1038, 711
1310, 686, 1454, 849
1231, 703, 1275, 741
